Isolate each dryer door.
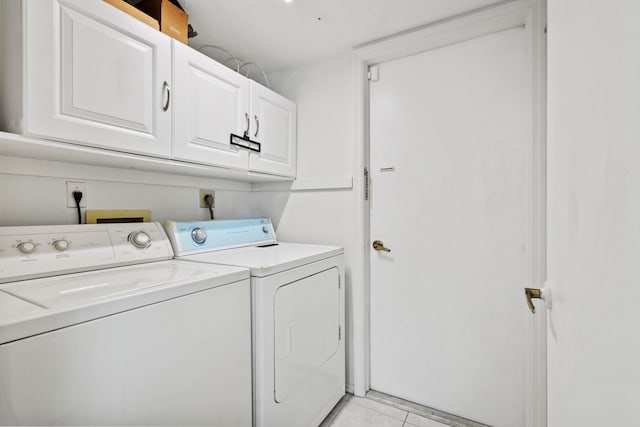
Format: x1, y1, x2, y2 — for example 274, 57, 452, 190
274, 267, 340, 403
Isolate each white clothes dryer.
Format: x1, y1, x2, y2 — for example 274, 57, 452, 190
165, 218, 345, 427
0, 222, 252, 426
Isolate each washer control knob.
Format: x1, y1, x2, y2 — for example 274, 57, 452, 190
52, 239, 70, 252
17, 241, 36, 254
191, 228, 207, 244
128, 231, 151, 249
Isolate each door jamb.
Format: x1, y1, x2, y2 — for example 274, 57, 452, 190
350, 1, 547, 426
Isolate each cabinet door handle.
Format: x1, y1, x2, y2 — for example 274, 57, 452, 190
254, 115, 260, 138
162, 81, 171, 112
244, 113, 250, 138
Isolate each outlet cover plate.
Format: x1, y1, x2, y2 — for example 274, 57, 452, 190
199, 189, 215, 208
66, 181, 87, 208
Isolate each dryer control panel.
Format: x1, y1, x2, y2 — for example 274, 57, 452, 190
0, 222, 174, 283
165, 218, 277, 256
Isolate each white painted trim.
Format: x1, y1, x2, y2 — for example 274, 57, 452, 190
345, 383, 354, 395
526, 1, 548, 427
350, 53, 370, 397
0, 131, 292, 185
251, 176, 353, 192
354, 0, 533, 64
351, 1, 547, 425
520, 3, 548, 426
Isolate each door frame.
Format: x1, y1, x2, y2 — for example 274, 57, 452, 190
350, 1, 547, 425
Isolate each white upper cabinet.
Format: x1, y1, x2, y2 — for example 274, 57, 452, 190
172, 41, 249, 169
0, 0, 296, 179
249, 81, 297, 178
24, 0, 172, 157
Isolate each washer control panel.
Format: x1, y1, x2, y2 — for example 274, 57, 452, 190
0, 222, 173, 284
17, 241, 37, 254
191, 228, 208, 245
52, 239, 70, 252
128, 231, 152, 249
164, 218, 277, 256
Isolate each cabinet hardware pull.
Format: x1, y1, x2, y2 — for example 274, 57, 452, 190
254, 115, 260, 138
244, 113, 250, 138
162, 81, 171, 111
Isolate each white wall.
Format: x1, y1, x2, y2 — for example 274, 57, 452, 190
0, 157, 256, 226
547, 1, 640, 425
257, 53, 360, 390
269, 54, 355, 179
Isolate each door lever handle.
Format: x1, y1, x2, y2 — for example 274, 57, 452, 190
373, 240, 391, 252
524, 288, 541, 313
524, 284, 552, 314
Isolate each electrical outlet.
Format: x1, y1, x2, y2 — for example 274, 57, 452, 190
66, 181, 87, 208
199, 189, 215, 208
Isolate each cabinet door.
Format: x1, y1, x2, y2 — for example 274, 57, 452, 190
249, 81, 297, 177
172, 41, 250, 169
25, 0, 171, 157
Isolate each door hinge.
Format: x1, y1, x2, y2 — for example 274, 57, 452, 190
364, 166, 369, 201
338, 275, 341, 290
339, 325, 342, 340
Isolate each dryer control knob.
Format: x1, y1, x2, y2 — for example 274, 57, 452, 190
17, 241, 36, 254
191, 228, 207, 244
52, 239, 70, 251
128, 231, 151, 249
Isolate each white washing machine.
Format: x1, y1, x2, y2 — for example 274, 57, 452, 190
164, 218, 345, 427
0, 222, 253, 426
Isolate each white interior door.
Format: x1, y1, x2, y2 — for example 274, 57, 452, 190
369, 27, 538, 427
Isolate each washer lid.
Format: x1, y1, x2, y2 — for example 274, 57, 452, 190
183, 242, 344, 277
0, 260, 249, 344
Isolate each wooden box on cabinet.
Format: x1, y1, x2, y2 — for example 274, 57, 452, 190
102, 0, 160, 30
136, 0, 188, 44
0, 0, 172, 158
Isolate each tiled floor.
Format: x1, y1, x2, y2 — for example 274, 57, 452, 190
321, 395, 450, 427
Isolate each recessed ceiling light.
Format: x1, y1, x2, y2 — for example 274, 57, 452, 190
284, 0, 293, 3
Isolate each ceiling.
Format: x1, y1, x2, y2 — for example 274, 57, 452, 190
181, 0, 505, 72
